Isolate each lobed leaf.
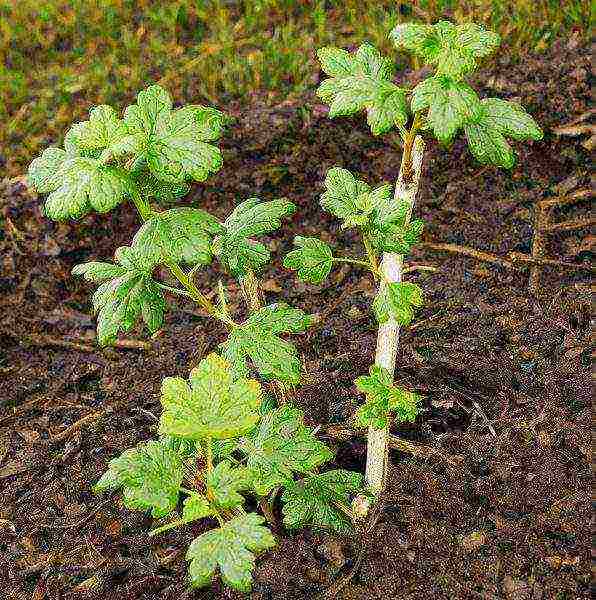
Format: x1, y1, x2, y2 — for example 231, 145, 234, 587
221, 304, 313, 385
316, 43, 408, 135
281, 469, 363, 534
283, 236, 333, 284
390, 20, 500, 80
65, 105, 128, 151
132, 207, 222, 268
355, 365, 420, 429
181, 493, 213, 523
206, 461, 254, 509
320, 167, 393, 230
30, 154, 130, 221
239, 405, 333, 496
74, 246, 166, 346
94, 439, 183, 518
186, 513, 275, 591
464, 98, 543, 168
370, 219, 424, 254
214, 197, 296, 277
159, 353, 262, 441
373, 281, 423, 325
115, 85, 224, 183
411, 76, 480, 144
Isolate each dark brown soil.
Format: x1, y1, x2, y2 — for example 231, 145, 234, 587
0, 35, 592, 600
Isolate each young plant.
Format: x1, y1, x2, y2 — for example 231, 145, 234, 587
27, 85, 364, 592
285, 20, 542, 499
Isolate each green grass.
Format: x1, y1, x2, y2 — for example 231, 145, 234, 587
0, 0, 590, 176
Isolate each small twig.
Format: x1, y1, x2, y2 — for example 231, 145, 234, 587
320, 424, 462, 467
420, 242, 517, 270
50, 410, 106, 444
26, 333, 151, 352
39, 499, 112, 530
544, 217, 595, 232
529, 201, 551, 292
471, 401, 497, 437
508, 252, 595, 273
402, 264, 438, 274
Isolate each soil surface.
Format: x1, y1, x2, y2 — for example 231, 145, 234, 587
0, 36, 592, 600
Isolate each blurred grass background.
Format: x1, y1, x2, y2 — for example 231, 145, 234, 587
0, 0, 590, 176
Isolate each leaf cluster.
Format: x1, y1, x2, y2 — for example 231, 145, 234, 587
315, 20, 542, 168
95, 354, 364, 591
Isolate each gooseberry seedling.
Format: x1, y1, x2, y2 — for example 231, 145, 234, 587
285, 20, 542, 499
27, 85, 364, 592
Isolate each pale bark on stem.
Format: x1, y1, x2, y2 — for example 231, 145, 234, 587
365, 136, 425, 495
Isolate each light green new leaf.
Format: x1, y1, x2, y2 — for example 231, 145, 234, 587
74, 246, 166, 346
28, 149, 130, 221
206, 461, 254, 509
320, 167, 392, 229
65, 105, 128, 152
281, 470, 363, 534
283, 236, 333, 284
186, 513, 275, 591
316, 43, 408, 135
132, 207, 222, 268
214, 197, 296, 277
370, 219, 424, 254
239, 405, 333, 496
27, 147, 68, 193
411, 76, 480, 144
464, 98, 543, 168
94, 440, 183, 518
221, 304, 313, 384
115, 85, 223, 183
355, 365, 420, 429
159, 353, 262, 440
181, 493, 213, 523
373, 281, 423, 325
390, 20, 500, 79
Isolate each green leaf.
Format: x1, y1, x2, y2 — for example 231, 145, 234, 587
367, 89, 409, 136
71, 261, 128, 282
186, 513, 275, 591
316, 43, 408, 135
370, 219, 424, 254
283, 236, 333, 284
281, 470, 363, 534
214, 197, 296, 277
207, 461, 254, 509
116, 85, 223, 183
239, 405, 333, 495
65, 105, 128, 151
133, 170, 191, 203
464, 98, 542, 168
74, 246, 166, 346
94, 440, 183, 518
27, 147, 68, 193
355, 365, 420, 429
373, 281, 423, 325
481, 98, 543, 141
28, 150, 130, 221
159, 353, 262, 440
181, 493, 213, 523
411, 75, 480, 144
132, 207, 222, 268
320, 167, 391, 230
390, 20, 500, 80
221, 304, 313, 385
